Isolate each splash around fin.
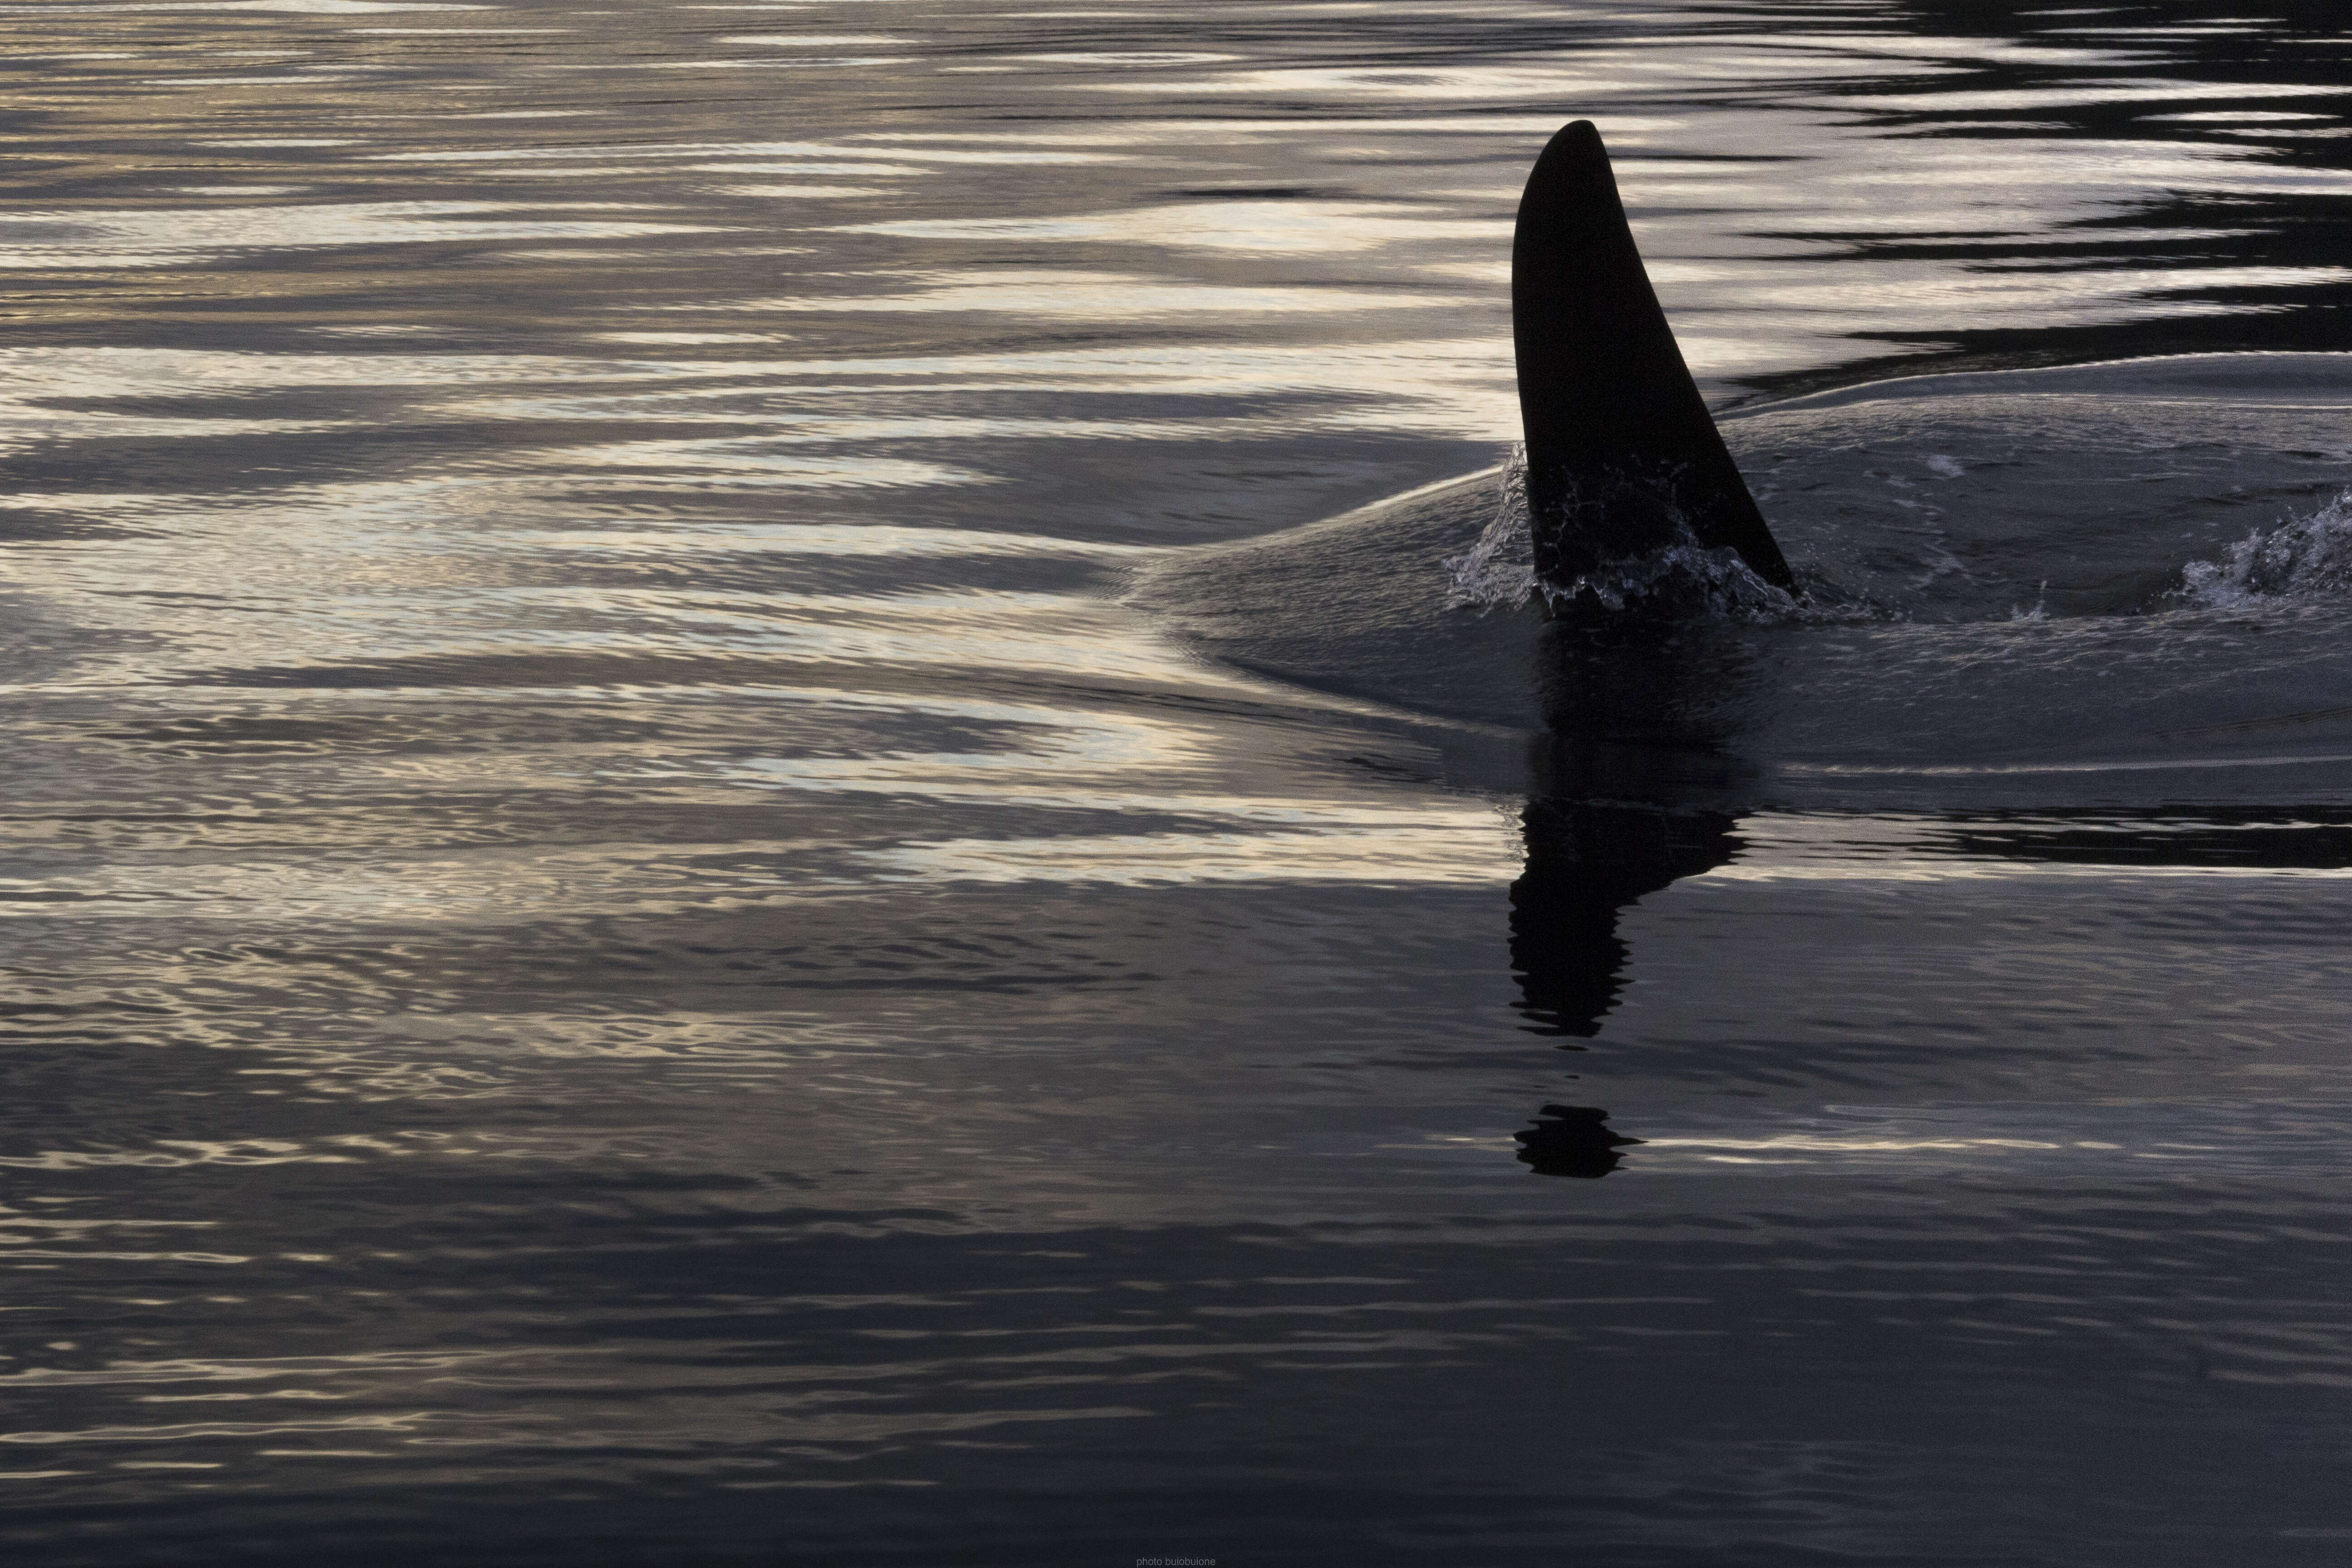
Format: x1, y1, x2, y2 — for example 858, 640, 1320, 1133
1513, 119, 1796, 596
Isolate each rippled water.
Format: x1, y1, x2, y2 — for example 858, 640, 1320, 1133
7, 2, 2352, 1563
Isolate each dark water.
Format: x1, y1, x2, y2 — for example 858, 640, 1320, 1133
6, 1, 2352, 1563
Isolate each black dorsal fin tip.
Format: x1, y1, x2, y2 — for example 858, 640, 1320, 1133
1512, 119, 1796, 594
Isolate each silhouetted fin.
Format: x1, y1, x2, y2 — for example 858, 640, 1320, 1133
1513, 119, 1796, 593
1509, 795, 1740, 1039
1513, 1104, 1643, 1178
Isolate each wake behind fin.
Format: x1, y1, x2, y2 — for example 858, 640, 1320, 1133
1513, 120, 1796, 595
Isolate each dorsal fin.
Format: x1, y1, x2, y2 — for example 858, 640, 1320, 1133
1512, 120, 1795, 593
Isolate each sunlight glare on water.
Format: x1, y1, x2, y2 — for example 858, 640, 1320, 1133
5, 1, 2352, 1563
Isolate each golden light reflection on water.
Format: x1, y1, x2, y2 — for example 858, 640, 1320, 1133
5, 0, 2352, 1541
863, 823, 1519, 886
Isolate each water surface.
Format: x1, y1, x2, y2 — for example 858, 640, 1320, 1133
5, 1, 2352, 1562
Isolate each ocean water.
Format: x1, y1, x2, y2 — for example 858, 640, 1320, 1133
5, 1, 2352, 1563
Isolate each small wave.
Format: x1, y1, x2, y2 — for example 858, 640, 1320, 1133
1441, 446, 1807, 623
2179, 488, 2352, 608
1557, 539, 1803, 621
1441, 445, 1538, 610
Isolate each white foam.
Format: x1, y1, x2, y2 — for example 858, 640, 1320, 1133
1441, 446, 1807, 622
1439, 444, 1537, 610
2178, 488, 2352, 608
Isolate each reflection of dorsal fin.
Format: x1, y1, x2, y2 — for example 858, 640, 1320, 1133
1512, 120, 1795, 593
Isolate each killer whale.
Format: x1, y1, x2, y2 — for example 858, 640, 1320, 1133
1515, 119, 1797, 594
1133, 148, 2352, 1176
